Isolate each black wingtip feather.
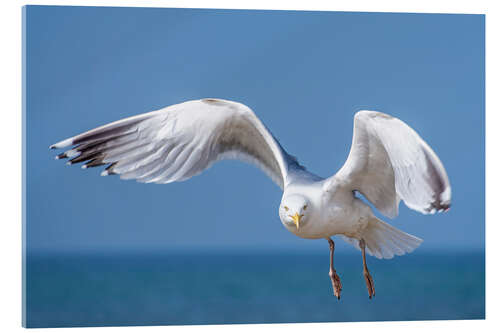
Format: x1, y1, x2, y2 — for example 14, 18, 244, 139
104, 162, 118, 175
83, 159, 106, 168
55, 152, 68, 160
73, 121, 140, 146
69, 151, 103, 165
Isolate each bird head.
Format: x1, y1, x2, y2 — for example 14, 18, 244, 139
279, 194, 310, 231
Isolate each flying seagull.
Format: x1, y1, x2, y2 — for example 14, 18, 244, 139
50, 98, 451, 299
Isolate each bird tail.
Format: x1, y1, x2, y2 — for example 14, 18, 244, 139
342, 217, 423, 259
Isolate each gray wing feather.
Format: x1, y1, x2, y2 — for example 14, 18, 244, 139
51, 98, 300, 189
329, 110, 451, 218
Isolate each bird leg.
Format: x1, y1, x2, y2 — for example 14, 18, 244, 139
327, 238, 342, 299
359, 238, 375, 299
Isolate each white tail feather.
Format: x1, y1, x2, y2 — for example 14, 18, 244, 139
342, 217, 423, 259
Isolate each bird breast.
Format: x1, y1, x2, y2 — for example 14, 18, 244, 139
283, 184, 369, 239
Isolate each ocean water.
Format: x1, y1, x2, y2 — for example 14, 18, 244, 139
24, 250, 485, 328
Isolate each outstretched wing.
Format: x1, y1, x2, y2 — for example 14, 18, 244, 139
50, 98, 302, 189
327, 110, 451, 218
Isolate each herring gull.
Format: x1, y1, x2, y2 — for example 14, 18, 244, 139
50, 98, 451, 299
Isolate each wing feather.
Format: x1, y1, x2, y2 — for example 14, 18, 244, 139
329, 110, 451, 218
51, 98, 302, 188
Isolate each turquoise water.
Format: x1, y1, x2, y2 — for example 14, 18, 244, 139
25, 250, 484, 327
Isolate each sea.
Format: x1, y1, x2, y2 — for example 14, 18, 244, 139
24, 249, 485, 328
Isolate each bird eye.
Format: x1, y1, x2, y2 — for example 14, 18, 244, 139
284, 206, 289, 211
303, 205, 307, 210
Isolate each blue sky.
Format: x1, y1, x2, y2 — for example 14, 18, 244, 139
24, 6, 484, 254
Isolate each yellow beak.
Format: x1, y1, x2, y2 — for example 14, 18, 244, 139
291, 212, 302, 229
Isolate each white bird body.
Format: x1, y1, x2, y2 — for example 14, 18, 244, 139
50, 98, 451, 297
277, 178, 350, 238
279, 175, 422, 259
